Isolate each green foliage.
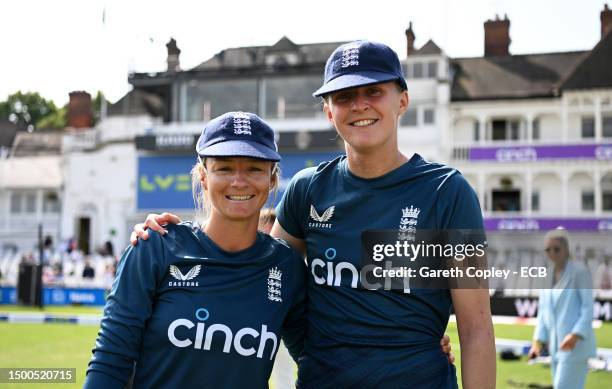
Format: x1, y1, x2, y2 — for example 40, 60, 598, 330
0, 91, 59, 131
36, 106, 68, 129
0, 90, 109, 130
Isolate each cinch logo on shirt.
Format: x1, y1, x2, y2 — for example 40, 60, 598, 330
167, 308, 279, 360
168, 264, 201, 287
310, 248, 410, 293
308, 205, 335, 229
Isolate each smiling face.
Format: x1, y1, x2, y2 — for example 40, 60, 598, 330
323, 81, 408, 153
202, 157, 276, 223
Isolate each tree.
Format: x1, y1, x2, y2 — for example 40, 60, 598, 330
0, 91, 59, 131
36, 106, 67, 129
92, 91, 110, 126
0, 90, 109, 131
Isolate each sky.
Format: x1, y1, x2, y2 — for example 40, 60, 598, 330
0, 0, 607, 106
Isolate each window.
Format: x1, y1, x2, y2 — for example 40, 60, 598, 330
492, 120, 507, 140
581, 191, 594, 211
43, 192, 60, 213
604, 116, 612, 138
413, 63, 423, 79
10, 192, 37, 214
604, 175, 612, 211
532, 119, 540, 140
427, 62, 438, 78
10, 193, 21, 213
401, 108, 418, 127
25, 193, 36, 213
423, 108, 435, 124
492, 190, 521, 212
510, 121, 519, 140
263, 76, 322, 119
492, 119, 521, 141
581, 117, 595, 138
186, 79, 258, 121
473, 121, 480, 141
604, 191, 612, 211
531, 192, 540, 211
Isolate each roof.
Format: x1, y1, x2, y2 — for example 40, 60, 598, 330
108, 89, 164, 117
0, 119, 19, 148
267, 36, 299, 53
413, 39, 442, 56
191, 38, 345, 71
451, 51, 588, 101
0, 155, 62, 188
561, 30, 612, 90
10, 131, 63, 157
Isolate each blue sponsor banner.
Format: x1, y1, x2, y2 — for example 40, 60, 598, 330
275, 152, 343, 206
0, 287, 106, 306
137, 156, 196, 210
138, 152, 342, 209
0, 287, 17, 304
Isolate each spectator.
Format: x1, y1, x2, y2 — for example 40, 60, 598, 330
82, 260, 95, 279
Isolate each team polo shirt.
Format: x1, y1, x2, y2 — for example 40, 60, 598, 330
84, 223, 306, 389
276, 154, 485, 389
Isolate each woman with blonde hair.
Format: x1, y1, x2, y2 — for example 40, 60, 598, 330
529, 227, 596, 388
84, 112, 307, 388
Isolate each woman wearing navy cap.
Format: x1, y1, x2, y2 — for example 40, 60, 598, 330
132, 40, 489, 389
84, 112, 309, 388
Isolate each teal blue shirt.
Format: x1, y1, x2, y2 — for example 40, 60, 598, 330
276, 154, 484, 389
85, 223, 306, 389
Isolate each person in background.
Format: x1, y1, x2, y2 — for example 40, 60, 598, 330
529, 227, 596, 389
82, 260, 95, 280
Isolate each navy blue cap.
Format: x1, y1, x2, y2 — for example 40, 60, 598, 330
196, 112, 281, 161
313, 40, 407, 97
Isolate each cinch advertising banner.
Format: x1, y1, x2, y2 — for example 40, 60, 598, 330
469, 143, 612, 162
137, 152, 343, 210
484, 217, 612, 231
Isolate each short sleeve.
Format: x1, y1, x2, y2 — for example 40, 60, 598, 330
436, 172, 484, 230
275, 167, 316, 239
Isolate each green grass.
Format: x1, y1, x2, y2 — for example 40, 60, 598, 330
0, 323, 99, 389
0, 306, 610, 388
446, 322, 612, 389
0, 304, 103, 315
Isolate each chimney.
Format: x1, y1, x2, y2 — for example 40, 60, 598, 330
405, 22, 416, 56
166, 38, 181, 72
68, 91, 93, 129
602, 4, 612, 39
484, 14, 511, 56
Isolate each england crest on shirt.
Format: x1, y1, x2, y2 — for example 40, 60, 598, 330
267, 267, 282, 303
398, 205, 420, 241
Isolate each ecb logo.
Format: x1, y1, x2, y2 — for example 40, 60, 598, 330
140, 174, 191, 192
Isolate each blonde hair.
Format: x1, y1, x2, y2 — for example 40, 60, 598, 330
544, 227, 570, 254
190, 158, 281, 223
